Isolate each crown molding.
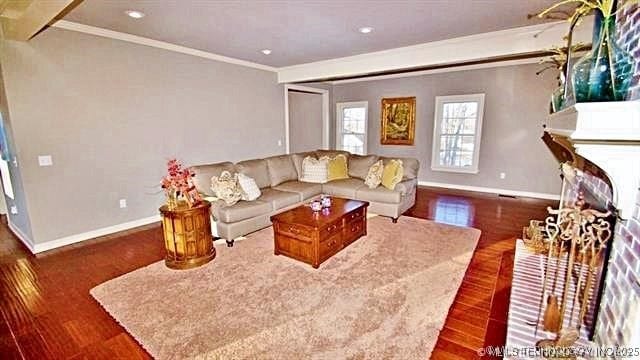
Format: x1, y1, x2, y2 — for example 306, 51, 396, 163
278, 17, 593, 84
50, 20, 277, 72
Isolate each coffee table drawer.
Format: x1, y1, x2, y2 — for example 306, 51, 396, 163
321, 221, 343, 238
319, 233, 342, 261
344, 217, 366, 246
275, 222, 314, 241
346, 208, 364, 222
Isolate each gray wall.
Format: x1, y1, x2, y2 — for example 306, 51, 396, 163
0, 28, 285, 244
333, 64, 560, 194
288, 91, 323, 152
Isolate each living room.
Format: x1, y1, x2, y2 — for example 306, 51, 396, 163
0, 0, 638, 358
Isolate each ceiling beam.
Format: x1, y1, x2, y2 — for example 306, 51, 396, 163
1, 0, 76, 41
277, 17, 594, 84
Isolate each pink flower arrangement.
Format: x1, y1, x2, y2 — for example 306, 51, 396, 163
161, 159, 202, 207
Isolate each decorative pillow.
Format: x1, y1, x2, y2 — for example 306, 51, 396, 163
364, 160, 384, 189
210, 171, 242, 205
237, 173, 261, 201
301, 156, 328, 183
326, 154, 349, 181
381, 159, 404, 190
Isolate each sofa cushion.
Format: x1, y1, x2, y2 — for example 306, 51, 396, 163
258, 188, 300, 210
322, 178, 365, 199
192, 162, 236, 196
273, 181, 322, 201
355, 186, 402, 204
356, 178, 417, 204
326, 154, 349, 181
379, 156, 419, 180
265, 155, 298, 187
235, 159, 270, 189
348, 154, 378, 180
213, 200, 272, 223
291, 152, 316, 180
315, 149, 350, 159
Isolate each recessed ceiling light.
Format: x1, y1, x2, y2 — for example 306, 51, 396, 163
125, 10, 145, 19
261, 49, 272, 55
358, 27, 373, 34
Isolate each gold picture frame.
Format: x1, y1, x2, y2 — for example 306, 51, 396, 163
380, 97, 416, 145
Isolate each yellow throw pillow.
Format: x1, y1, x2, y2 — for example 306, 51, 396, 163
326, 154, 349, 181
381, 159, 404, 190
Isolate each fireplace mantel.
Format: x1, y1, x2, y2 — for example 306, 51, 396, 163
544, 101, 640, 219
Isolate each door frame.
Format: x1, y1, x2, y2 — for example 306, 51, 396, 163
284, 84, 330, 154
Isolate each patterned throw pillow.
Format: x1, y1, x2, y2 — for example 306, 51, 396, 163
301, 156, 328, 183
381, 159, 404, 190
210, 171, 242, 205
364, 160, 384, 189
237, 173, 261, 201
326, 154, 349, 181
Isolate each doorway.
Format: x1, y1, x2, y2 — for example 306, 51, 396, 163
284, 84, 329, 154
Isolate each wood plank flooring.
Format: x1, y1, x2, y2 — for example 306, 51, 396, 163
0, 186, 555, 359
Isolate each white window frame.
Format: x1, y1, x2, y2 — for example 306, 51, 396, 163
431, 94, 485, 174
336, 101, 368, 154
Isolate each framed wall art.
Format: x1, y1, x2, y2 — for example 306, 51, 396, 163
380, 96, 415, 145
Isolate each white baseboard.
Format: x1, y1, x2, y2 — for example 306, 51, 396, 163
8, 220, 36, 253
29, 215, 161, 254
418, 181, 560, 200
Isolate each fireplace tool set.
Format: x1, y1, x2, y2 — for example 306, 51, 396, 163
526, 193, 612, 355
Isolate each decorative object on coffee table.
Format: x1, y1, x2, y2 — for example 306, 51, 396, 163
159, 200, 215, 270
160, 158, 202, 209
380, 96, 416, 145
271, 197, 368, 268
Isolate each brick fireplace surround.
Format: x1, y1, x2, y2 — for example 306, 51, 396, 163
591, 0, 640, 351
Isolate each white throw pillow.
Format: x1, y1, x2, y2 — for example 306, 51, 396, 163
301, 156, 328, 183
211, 171, 241, 205
237, 173, 261, 201
364, 160, 384, 189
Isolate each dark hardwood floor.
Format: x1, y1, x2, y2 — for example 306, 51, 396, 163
0, 186, 555, 359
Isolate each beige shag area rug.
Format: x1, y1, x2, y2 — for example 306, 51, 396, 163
91, 216, 480, 359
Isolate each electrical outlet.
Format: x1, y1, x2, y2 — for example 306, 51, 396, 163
277, 139, 283, 146
500, 172, 506, 180
119, 199, 127, 208
10, 206, 17, 214
38, 155, 53, 167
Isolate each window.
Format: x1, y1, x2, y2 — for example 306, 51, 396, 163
336, 101, 368, 155
431, 94, 485, 173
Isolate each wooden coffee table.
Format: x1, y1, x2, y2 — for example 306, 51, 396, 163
270, 197, 369, 268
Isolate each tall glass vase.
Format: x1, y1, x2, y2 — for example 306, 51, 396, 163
572, 12, 634, 102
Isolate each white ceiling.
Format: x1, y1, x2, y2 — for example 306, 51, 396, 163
63, 0, 558, 68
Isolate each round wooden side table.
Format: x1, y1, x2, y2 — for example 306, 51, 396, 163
159, 200, 216, 270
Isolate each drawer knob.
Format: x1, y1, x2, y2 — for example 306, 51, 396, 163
289, 226, 300, 233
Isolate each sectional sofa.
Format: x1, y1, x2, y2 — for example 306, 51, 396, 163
192, 150, 419, 245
